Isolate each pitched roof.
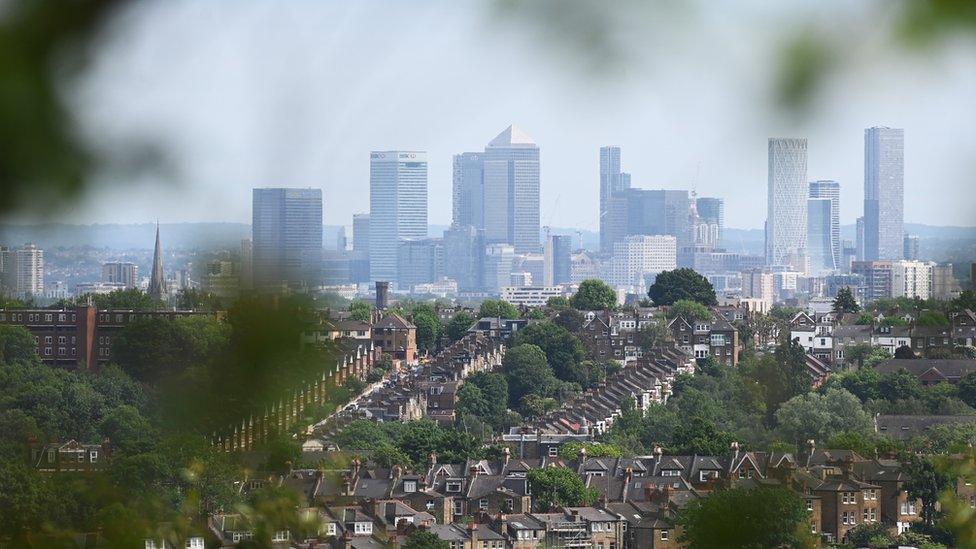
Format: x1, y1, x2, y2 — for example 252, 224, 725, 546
487, 125, 536, 147
875, 359, 976, 380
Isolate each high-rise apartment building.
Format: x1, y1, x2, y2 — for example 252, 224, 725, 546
252, 188, 323, 289
891, 260, 933, 300
452, 152, 484, 230
101, 262, 138, 289
483, 126, 540, 253
543, 234, 573, 286
609, 235, 677, 292
695, 197, 724, 247
864, 127, 904, 260
608, 189, 691, 251
741, 269, 775, 308
807, 198, 837, 274
903, 234, 920, 261
765, 138, 808, 267
808, 180, 840, 269
369, 151, 428, 284
599, 146, 631, 253
12, 243, 44, 298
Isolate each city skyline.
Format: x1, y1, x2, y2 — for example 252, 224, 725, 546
49, 2, 975, 231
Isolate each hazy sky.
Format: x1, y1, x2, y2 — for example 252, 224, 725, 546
63, 0, 976, 230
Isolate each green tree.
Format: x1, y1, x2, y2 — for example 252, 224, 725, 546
176, 287, 222, 311
98, 404, 154, 455
666, 299, 713, 321
112, 315, 229, 383
478, 299, 519, 319
402, 529, 451, 549
546, 295, 570, 311
411, 305, 443, 353
527, 467, 599, 511
958, 372, 976, 409
445, 311, 476, 342
84, 288, 160, 310
916, 310, 949, 326
512, 322, 588, 385
503, 344, 556, 408
676, 487, 815, 549
832, 286, 861, 314
880, 369, 923, 401
558, 442, 622, 460
638, 315, 670, 350
464, 372, 509, 426
775, 388, 873, 446
348, 299, 372, 322
844, 342, 876, 367
647, 268, 717, 307
569, 279, 617, 310
553, 308, 585, 333
844, 522, 892, 548
0, 463, 50, 540
520, 394, 558, 418
854, 313, 875, 325
671, 417, 736, 455
456, 383, 490, 419
953, 290, 976, 313
0, 324, 37, 364
903, 456, 954, 526
262, 433, 302, 472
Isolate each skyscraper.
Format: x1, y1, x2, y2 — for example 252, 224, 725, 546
807, 198, 836, 274
855, 217, 866, 262
611, 188, 691, 249
148, 224, 166, 299
543, 234, 573, 286
808, 180, 840, 269
396, 238, 443, 290
252, 188, 323, 289
443, 224, 485, 292
610, 235, 677, 292
483, 125, 540, 253
765, 138, 808, 267
369, 151, 428, 284
452, 152, 484, 229
600, 146, 630, 253
12, 243, 43, 298
695, 197, 724, 247
483, 243, 515, 294
903, 234, 920, 260
352, 214, 370, 253
864, 127, 904, 260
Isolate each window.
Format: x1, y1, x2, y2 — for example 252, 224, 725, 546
44, 348, 52, 356
403, 480, 417, 493
44, 336, 52, 344
806, 499, 813, 511
446, 480, 462, 492
548, 446, 558, 457
426, 499, 435, 510
272, 531, 289, 542
354, 522, 372, 534
660, 530, 669, 541
479, 498, 488, 510
662, 469, 680, 477
47, 449, 55, 463
185, 539, 205, 549
59, 314, 66, 322
90, 450, 98, 462
452, 500, 463, 515
146, 541, 158, 549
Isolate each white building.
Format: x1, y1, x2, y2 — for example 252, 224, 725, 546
412, 277, 458, 297
369, 151, 428, 284
765, 138, 808, 268
501, 286, 563, 308
891, 260, 934, 300
741, 269, 775, 309
609, 235, 676, 292
12, 243, 44, 298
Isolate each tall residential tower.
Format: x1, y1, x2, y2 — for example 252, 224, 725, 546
864, 127, 904, 260
369, 151, 428, 284
765, 138, 808, 268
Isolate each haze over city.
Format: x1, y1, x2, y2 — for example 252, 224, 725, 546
42, 0, 976, 229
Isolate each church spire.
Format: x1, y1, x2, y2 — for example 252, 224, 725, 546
148, 222, 166, 300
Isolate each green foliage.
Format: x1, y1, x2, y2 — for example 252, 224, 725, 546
844, 342, 877, 366
881, 316, 909, 327
411, 304, 443, 353
524, 308, 547, 320
910, 423, 976, 454
558, 441, 622, 460
904, 456, 954, 526
845, 522, 892, 548
832, 286, 861, 313
769, 305, 801, 322
347, 299, 372, 322
774, 388, 873, 446
333, 419, 490, 469
512, 322, 590, 386
502, 344, 556, 408
520, 394, 558, 418
457, 372, 509, 431
637, 315, 670, 350
0, 324, 37, 364
78, 288, 162, 311
917, 310, 950, 326
262, 433, 302, 471
478, 299, 519, 319
953, 290, 976, 313
112, 315, 229, 383
825, 431, 898, 459
403, 529, 451, 549
569, 279, 617, 310
960, 372, 976, 409
647, 268, 717, 307
671, 417, 737, 455
855, 313, 875, 325
552, 309, 584, 333
676, 487, 815, 549
666, 299, 713, 321
175, 288, 223, 311
445, 311, 476, 342
527, 467, 599, 511
546, 296, 570, 311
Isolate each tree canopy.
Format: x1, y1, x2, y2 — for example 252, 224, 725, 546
569, 279, 617, 311
478, 299, 519, 319
677, 487, 815, 549
832, 286, 860, 314
527, 467, 599, 511
647, 268, 717, 307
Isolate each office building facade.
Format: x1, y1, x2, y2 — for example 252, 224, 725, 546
252, 188, 323, 289
609, 235, 677, 292
864, 127, 904, 260
766, 138, 808, 267
544, 234, 573, 286
807, 198, 837, 274
600, 146, 631, 253
369, 151, 428, 284
808, 180, 840, 269
443, 224, 485, 292
452, 152, 484, 230
483, 243, 516, 294
483, 125, 540, 253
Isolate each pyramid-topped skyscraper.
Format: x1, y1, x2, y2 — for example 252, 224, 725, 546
147, 222, 167, 300
484, 124, 540, 253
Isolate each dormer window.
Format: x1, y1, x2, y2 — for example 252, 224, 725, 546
403, 480, 417, 493
662, 469, 680, 477
446, 480, 462, 492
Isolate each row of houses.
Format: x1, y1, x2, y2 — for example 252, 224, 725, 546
201, 441, 976, 548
